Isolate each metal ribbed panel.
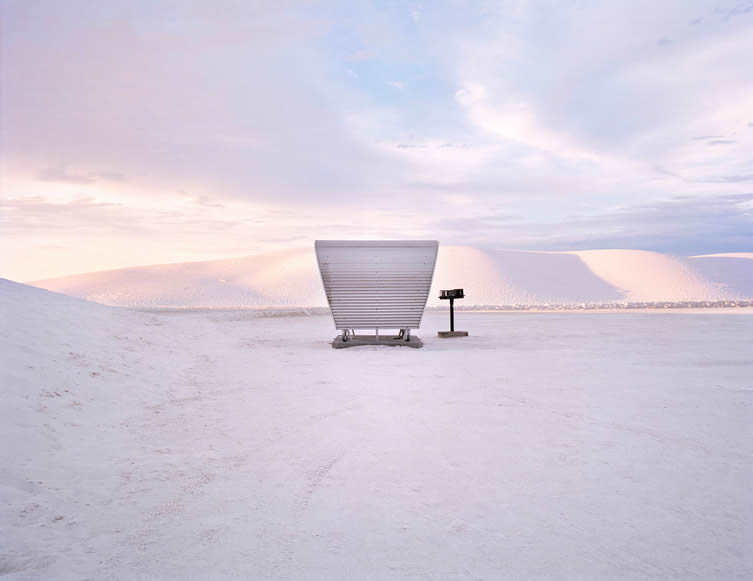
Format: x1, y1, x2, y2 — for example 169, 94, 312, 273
315, 240, 439, 330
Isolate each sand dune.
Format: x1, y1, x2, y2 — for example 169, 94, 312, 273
30, 246, 753, 308
31, 248, 324, 309
569, 250, 728, 303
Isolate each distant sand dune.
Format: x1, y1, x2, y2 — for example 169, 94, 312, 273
569, 250, 726, 303
30, 247, 753, 308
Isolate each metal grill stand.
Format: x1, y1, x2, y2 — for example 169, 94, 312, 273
438, 289, 469, 338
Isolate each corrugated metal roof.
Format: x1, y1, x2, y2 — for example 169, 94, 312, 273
315, 240, 439, 329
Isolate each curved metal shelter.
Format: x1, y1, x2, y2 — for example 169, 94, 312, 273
315, 240, 439, 342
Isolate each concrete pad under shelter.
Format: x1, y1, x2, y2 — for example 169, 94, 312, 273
332, 334, 424, 348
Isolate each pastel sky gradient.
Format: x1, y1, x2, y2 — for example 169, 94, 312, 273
2, 0, 752, 281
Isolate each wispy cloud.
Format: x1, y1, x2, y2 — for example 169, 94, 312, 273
432, 194, 753, 255
37, 167, 95, 185
36, 167, 127, 184
704, 174, 753, 182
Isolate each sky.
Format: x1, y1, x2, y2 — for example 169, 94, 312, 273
1, 0, 752, 281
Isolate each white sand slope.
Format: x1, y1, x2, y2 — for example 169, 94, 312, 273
688, 253, 753, 303
0, 280, 195, 578
2, 278, 752, 579
30, 247, 753, 308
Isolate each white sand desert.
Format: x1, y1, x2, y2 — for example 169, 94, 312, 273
2, 273, 752, 579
